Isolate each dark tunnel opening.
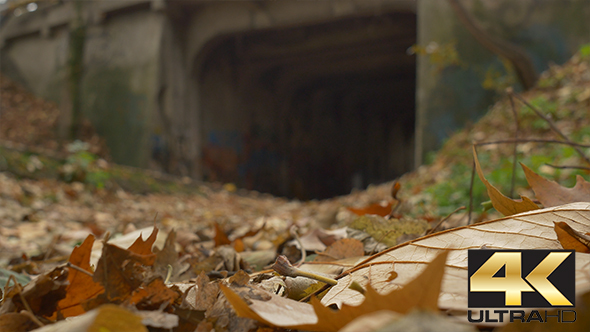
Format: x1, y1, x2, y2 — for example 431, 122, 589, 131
197, 12, 416, 200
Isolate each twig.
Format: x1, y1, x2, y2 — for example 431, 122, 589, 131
164, 264, 173, 284
511, 92, 590, 165
66, 262, 94, 277
426, 206, 466, 235
545, 164, 590, 171
272, 255, 337, 286
468, 159, 475, 225
475, 138, 590, 148
5, 275, 44, 328
19, 310, 44, 328
508, 89, 519, 198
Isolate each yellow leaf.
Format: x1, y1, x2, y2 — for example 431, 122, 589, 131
473, 146, 539, 215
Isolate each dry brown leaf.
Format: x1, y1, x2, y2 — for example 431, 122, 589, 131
522, 163, 590, 207
154, 230, 187, 282
498, 290, 590, 332
93, 243, 156, 302
125, 277, 181, 309
321, 202, 590, 324
554, 221, 590, 253
214, 223, 232, 247
314, 238, 365, 262
190, 272, 219, 311
473, 146, 539, 215
220, 252, 448, 332
30, 304, 146, 332
0, 266, 68, 317
56, 235, 105, 317
0, 312, 37, 331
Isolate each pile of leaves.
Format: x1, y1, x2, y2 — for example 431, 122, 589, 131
0, 73, 108, 158
0, 48, 589, 331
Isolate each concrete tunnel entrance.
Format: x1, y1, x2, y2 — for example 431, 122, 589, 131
197, 12, 416, 200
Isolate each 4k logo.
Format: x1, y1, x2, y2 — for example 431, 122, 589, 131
468, 250, 575, 308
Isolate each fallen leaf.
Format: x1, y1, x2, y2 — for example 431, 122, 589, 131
314, 238, 365, 262
229, 270, 251, 286
214, 223, 232, 247
56, 235, 105, 317
0, 312, 37, 331
554, 221, 590, 253
127, 226, 159, 256
522, 163, 590, 207
347, 201, 394, 217
29, 304, 146, 332
188, 272, 219, 311
349, 215, 429, 247
498, 290, 590, 332
93, 243, 156, 302
136, 310, 179, 329
340, 310, 477, 332
125, 277, 181, 310
220, 252, 448, 331
154, 230, 188, 282
474, 146, 539, 215
0, 266, 68, 317
321, 202, 590, 325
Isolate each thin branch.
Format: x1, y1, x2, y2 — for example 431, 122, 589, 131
544, 164, 590, 171
511, 92, 590, 165
19, 310, 44, 328
66, 262, 94, 277
475, 138, 590, 148
427, 206, 466, 235
468, 159, 475, 225
508, 90, 519, 197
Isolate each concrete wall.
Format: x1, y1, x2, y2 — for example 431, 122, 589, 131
81, 9, 163, 167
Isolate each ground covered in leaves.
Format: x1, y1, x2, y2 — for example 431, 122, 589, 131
0, 50, 589, 332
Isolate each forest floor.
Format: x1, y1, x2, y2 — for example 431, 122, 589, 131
0, 49, 589, 332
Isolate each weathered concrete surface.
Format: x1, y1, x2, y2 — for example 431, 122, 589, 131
81, 9, 163, 167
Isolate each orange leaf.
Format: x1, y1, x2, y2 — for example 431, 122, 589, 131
554, 221, 590, 253
391, 182, 401, 200
127, 227, 159, 255
522, 163, 590, 207
473, 146, 539, 216
221, 251, 448, 332
56, 235, 105, 317
214, 223, 232, 247
347, 202, 393, 217
125, 278, 181, 309
233, 238, 245, 252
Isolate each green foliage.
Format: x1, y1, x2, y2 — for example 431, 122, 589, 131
61, 140, 111, 189
426, 163, 486, 216
579, 43, 590, 59
481, 58, 518, 93
409, 41, 462, 71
